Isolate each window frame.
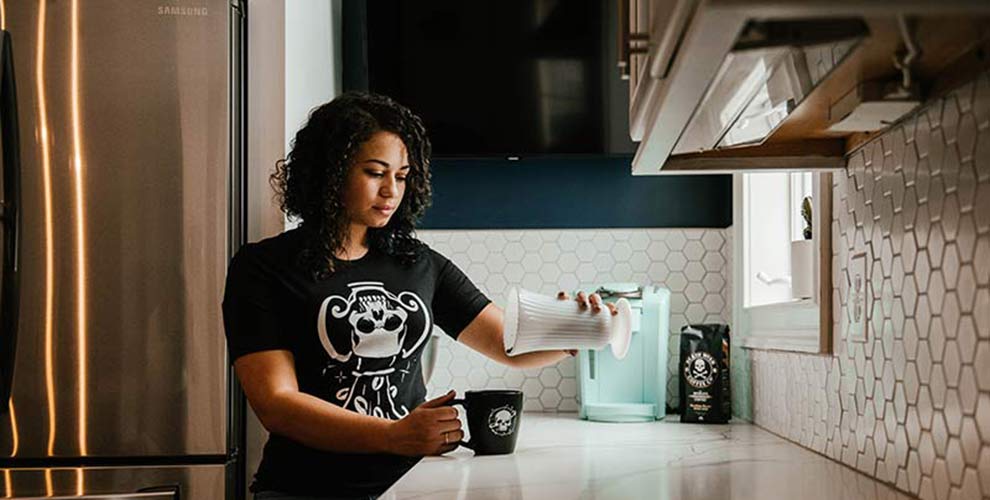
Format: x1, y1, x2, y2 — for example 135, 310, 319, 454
733, 172, 833, 354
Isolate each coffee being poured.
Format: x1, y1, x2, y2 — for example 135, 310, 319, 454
503, 287, 633, 360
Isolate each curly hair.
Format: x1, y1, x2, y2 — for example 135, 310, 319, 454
270, 92, 432, 280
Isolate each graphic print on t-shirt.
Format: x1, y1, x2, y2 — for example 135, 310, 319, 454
317, 281, 431, 419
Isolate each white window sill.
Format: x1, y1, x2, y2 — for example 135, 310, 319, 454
739, 299, 824, 353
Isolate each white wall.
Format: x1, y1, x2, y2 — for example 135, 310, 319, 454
248, 0, 341, 236
283, 0, 342, 229
284, 0, 340, 148
246, 0, 286, 241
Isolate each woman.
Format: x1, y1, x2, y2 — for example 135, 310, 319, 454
222, 92, 616, 499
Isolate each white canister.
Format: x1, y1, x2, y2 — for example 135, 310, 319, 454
503, 287, 632, 360
790, 239, 814, 299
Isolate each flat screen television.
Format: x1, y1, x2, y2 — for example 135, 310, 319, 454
346, 0, 608, 158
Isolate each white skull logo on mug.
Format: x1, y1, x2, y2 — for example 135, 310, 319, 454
488, 405, 517, 436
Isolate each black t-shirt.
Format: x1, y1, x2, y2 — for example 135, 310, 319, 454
222, 228, 491, 497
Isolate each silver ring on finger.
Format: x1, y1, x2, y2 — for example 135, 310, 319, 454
443, 431, 449, 445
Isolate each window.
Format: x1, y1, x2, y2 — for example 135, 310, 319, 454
733, 172, 833, 353
743, 172, 813, 307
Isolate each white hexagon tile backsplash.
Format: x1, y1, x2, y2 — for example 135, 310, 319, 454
751, 71, 990, 500
418, 227, 733, 413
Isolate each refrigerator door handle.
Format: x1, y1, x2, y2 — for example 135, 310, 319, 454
0, 29, 22, 414
15, 490, 178, 500
135, 484, 181, 500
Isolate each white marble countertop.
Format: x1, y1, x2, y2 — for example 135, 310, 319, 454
383, 414, 912, 500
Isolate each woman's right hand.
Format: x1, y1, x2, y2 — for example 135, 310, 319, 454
385, 390, 464, 456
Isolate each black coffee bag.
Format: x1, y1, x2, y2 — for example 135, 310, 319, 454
678, 324, 731, 423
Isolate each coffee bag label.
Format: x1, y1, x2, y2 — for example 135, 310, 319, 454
684, 352, 718, 389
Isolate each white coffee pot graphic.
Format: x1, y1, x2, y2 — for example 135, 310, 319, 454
318, 281, 430, 362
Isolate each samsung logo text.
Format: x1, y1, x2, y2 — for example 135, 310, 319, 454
157, 5, 209, 16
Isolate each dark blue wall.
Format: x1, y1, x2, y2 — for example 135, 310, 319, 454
419, 157, 732, 229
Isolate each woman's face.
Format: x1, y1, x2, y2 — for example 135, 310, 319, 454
343, 131, 410, 229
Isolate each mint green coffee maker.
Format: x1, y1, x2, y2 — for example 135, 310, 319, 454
576, 283, 670, 422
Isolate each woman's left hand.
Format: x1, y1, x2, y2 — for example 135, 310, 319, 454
556, 290, 618, 357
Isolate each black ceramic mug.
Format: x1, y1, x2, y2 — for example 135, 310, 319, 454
445, 390, 523, 455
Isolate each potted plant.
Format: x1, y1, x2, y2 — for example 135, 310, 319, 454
790, 196, 814, 299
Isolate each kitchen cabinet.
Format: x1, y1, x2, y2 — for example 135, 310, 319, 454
626, 0, 990, 174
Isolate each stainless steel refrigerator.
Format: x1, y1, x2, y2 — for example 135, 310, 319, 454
0, 1, 246, 498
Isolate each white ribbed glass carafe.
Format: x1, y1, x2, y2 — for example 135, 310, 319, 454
503, 287, 632, 360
